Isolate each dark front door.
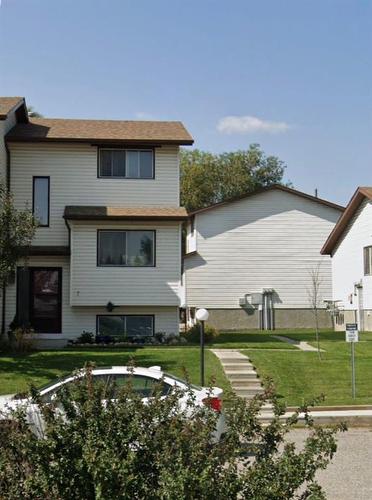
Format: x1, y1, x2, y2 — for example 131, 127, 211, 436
29, 268, 62, 333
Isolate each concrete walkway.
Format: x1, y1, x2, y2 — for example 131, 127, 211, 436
272, 335, 325, 352
211, 349, 264, 399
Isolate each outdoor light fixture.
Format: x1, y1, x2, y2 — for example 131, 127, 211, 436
106, 301, 115, 312
195, 308, 209, 322
196, 308, 209, 386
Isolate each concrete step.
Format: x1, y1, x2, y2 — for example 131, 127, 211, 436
232, 383, 264, 393
219, 356, 249, 363
234, 387, 265, 397
226, 372, 258, 380
222, 363, 254, 371
232, 383, 263, 391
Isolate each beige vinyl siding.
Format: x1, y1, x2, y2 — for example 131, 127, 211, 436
9, 143, 180, 246
185, 189, 341, 309
69, 221, 182, 306
5, 256, 179, 339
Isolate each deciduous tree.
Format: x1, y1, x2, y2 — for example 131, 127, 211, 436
180, 144, 288, 211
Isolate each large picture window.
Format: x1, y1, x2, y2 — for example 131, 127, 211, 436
97, 315, 154, 337
98, 149, 154, 179
97, 230, 155, 267
33, 177, 50, 226
364, 246, 372, 275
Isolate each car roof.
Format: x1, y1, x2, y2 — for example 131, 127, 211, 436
38, 366, 185, 395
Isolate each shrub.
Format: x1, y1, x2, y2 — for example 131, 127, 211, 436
0, 367, 345, 499
75, 331, 94, 344
183, 323, 219, 343
7, 319, 35, 353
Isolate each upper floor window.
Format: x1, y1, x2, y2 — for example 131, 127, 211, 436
33, 177, 50, 227
364, 246, 372, 275
97, 230, 155, 267
98, 149, 154, 179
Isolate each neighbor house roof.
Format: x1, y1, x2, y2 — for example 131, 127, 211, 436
0, 97, 27, 120
6, 117, 194, 145
188, 184, 344, 216
64, 206, 188, 221
321, 187, 372, 255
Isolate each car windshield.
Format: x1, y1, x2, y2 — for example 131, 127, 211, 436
163, 372, 202, 391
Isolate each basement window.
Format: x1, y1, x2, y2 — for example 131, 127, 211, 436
97, 315, 154, 337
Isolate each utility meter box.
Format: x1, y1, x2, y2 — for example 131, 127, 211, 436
249, 293, 263, 305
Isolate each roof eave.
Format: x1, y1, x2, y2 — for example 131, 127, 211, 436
320, 188, 371, 255
64, 215, 188, 221
188, 184, 344, 217
5, 136, 194, 146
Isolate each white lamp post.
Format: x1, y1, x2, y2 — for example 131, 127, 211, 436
195, 308, 209, 386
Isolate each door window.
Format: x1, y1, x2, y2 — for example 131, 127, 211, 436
30, 268, 62, 333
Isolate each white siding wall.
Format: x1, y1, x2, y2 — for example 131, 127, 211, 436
5, 256, 179, 340
185, 189, 341, 309
69, 221, 182, 306
331, 200, 372, 310
9, 143, 180, 246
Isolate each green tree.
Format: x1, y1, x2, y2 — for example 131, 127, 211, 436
180, 144, 288, 211
0, 367, 344, 499
0, 180, 37, 335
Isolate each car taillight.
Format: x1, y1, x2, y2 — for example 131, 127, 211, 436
202, 397, 222, 412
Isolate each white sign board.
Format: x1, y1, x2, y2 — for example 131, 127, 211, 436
346, 323, 359, 343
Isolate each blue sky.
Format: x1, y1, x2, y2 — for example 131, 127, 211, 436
0, 0, 371, 205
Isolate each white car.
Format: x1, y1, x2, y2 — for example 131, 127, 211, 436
0, 366, 226, 441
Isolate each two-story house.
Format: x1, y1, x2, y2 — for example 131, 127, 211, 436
0, 97, 193, 347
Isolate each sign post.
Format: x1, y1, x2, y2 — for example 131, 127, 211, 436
345, 323, 359, 399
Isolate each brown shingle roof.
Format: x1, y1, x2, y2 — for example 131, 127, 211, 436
64, 206, 188, 221
321, 187, 372, 255
6, 117, 194, 145
0, 97, 24, 120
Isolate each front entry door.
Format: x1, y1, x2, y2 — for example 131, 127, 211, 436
29, 268, 62, 333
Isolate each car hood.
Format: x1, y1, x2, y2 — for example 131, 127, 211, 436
0, 394, 16, 411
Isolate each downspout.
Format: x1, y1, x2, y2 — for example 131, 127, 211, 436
1, 144, 11, 337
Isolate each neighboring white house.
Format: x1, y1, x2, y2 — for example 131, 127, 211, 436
0, 96, 193, 346
183, 185, 343, 330
321, 187, 372, 331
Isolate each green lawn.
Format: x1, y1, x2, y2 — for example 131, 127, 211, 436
0, 348, 230, 396
210, 330, 295, 349
247, 330, 372, 406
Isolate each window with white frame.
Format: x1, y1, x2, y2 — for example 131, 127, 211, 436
97, 230, 155, 266
97, 315, 154, 337
364, 246, 372, 275
98, 149, 154, 179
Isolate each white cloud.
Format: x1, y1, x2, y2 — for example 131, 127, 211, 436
217, 115, 291, 134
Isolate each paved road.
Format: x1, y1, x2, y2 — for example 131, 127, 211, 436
289, 428, 372, 499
